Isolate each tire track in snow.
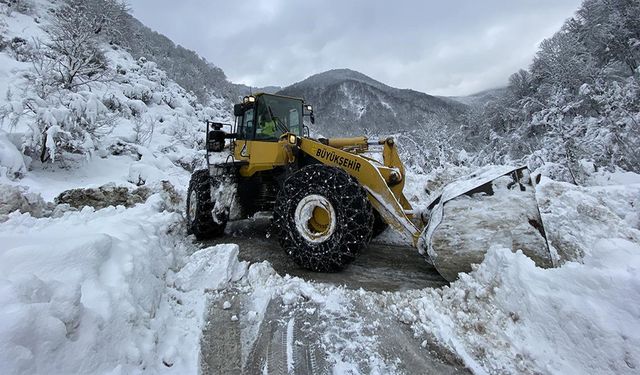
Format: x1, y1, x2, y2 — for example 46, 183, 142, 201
286, 318, 295, 373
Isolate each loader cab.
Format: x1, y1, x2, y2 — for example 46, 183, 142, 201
234, 93, 304, 141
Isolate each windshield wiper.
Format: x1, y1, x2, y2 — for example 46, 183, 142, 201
267, 105, 289, 134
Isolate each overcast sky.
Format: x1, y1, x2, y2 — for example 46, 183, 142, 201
129, 0, 582, 96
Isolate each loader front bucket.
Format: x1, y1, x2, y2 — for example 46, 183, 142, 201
418, 166, 554, 282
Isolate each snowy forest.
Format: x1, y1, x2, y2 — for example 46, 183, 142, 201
470, 0, 640, 182
0, 0, 237, 176
0, 0, 639, 374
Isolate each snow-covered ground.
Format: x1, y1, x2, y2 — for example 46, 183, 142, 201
2, 156, 639, 374
2, 2, 640, 374
0, 196, 195, 374
0, 3, 228, 373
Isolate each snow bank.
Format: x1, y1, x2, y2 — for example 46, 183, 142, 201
0, 6, 236, 373
385, 177, 640, 374
173, 244, 248, 292
0, 195, 192, 374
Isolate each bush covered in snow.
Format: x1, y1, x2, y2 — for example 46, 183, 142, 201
1, 0, 35, 16
4, 89, 116, 162
0, 0, 120, 163
0, 0, 231, 175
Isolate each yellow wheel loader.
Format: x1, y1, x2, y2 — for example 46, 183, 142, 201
186, 93, 554, 281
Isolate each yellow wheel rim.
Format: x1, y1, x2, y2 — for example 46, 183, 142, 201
294, 194, 336, 243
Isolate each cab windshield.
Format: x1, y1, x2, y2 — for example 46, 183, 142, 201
255, 95, 303, 140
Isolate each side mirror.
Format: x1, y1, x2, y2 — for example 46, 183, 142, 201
304, 104, 315, 124
234, 104, 243, 117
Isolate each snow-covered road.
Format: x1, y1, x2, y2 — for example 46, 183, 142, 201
200, 286, 468, 375
196, 219, 466, 374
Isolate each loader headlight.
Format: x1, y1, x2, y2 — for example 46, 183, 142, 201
288, 134, 297, 145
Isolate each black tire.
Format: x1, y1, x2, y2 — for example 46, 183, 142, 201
273, 165, 374, 272
186, 169, 227, 239
371, 209, 389, 238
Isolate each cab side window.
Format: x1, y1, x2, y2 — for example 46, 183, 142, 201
239, 108, 254, 139
288, 109, 300, 135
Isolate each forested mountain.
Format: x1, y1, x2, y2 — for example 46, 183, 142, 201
278, 69, 467, 137
443, 87, 508, 109
118, 14, 241, 103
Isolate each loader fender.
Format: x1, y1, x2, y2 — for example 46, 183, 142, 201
299, 138, 420, 244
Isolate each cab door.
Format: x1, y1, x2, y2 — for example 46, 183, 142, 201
233, 106, 289, 176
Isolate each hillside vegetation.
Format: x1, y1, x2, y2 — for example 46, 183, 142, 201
0, 0, 232, 181
470, 0, 640, 183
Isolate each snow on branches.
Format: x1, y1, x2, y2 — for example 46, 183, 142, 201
474, 0, 640, 181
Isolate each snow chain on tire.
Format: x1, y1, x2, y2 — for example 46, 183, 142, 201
274, 164, 374, 272
186, 169, 227, 239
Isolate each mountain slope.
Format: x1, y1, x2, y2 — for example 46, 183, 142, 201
277, 69, 468, 138
118, 14, 242, 104
441, 87, 508, 109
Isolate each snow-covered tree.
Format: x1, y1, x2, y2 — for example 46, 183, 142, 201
476, 0, 640, 180
41, 0, 111, 91
0, 0, 122, 162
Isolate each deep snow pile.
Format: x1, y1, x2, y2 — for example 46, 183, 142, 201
381, 175, 640, 374
0, 3, 233, 374
0, 194, 193, 374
